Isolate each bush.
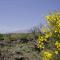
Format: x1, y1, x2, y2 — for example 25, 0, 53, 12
37, 12, 60, 60
0, 34, 4, 40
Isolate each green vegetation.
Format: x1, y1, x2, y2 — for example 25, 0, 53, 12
0, 34, 4, 40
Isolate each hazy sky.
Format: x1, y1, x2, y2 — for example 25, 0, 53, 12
0, 0, 60, 33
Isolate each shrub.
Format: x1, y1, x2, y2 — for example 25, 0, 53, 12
37, 12, 60, 60
0, 34, 4, 40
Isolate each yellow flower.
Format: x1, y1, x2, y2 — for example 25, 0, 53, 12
38, 41, 41, 43
55, 30, 57, 33
45, 34, 49, 38
55, 41, 60, 48
44, 51, 52, 59
39, 44, 44, 48
58, 23, 60, 27
46, 16, 50, 20
55, 50, 58, 54
55, 41, 59, 45
55, 41, 60, 51
39, 45, 42, 48
38, 36, 44, 42
54, 18, 56, 21
45, 32, 52, 38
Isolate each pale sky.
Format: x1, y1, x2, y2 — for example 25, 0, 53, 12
0, 0, 60, 33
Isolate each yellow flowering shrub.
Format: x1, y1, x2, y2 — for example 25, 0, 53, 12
55, 41, 60, 51
37, 12, 60, 60
37, 32, 52, 49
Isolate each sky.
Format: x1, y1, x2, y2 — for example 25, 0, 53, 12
0, 0, 60, 33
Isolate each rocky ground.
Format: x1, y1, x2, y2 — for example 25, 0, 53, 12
0, 39, 41, 60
